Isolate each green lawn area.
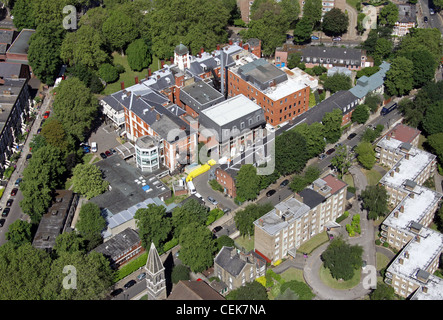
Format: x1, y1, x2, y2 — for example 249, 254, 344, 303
319, 264, 361, 289
343, 173, 354, 188
346, 0, 360, 10
297, 232, 329, 254
362, 168, 383, 186
234, 235, 255, 253
280, 267, 305, 283
102, 53, 161, 95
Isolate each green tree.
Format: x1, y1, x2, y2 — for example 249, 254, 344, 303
42, 251, 114, 300
148, 0, 230, 59
426, 132, 443, 164
322, 108, 343, 144
27, 27, 64, 85
135, 204, 172, 250
53, 77, 99, 141
98, 63, 119, 83
303, 0, 322, 26
293, 17, 314, 44
279, 280, 315, 300
5, 220, 33, 247
361, 184, 389, 220
172, 198, 208, 237
226, 280, 269, 300
20, 146, 66, 223
370, 282, 395, 300
384, 56, 414, 96
60, 25, 109, 69
234, 203, 273, 237
293, 122, 326, 158
280, 0, 301, 27
351, 104, 370, 124
373, 37, 393, 62
323, 73, 352, 93
287, 52, 303, 69
378, 1, 399, 26
11, 0, 37, 30
40, 118, 70, 152
422, 101, 443, 136
355, 142, 376, 170
102, 11, 138, 54
275, 130, 308, 175
235, 164, 261, 202
330, 145, 351, 178
364, 92, 382, 113
171, 264, 191, 284
321, 238, 363, 280
0, 242, 52, 299
240, 4, 289, 56
72, 164, 109, 200
402, 49, 438, 88
76, 202, 106, 250
53, 232, 86, 256
127, 39, 152, 72
397, 28, 442, 64
179, 222, 216, 273
289, 175, 308, 192
321, 8, 349, 36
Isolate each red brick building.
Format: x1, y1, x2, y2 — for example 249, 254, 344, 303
227, 58, 310, 127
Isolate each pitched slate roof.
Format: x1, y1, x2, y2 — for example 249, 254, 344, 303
349, 61, 390, 99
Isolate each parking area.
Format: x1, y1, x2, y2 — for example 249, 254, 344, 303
87, 123, 123, 156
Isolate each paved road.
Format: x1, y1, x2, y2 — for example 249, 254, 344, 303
0, 88, 53, 245
417, 0, 443, 32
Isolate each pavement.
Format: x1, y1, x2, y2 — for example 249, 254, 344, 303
0, 86, 53, 244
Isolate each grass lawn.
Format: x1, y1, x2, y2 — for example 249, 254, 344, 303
346, 0, 360, 10
102, 53, 161, 95
343, 173, 354, 188
319, 264, 361, 289
234, 235, 255, 253
376, 251, 390, 271
280, 267, 305, 283
362, 168, 383, 186
297, 232, 329, 254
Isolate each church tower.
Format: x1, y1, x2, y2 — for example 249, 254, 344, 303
145, 242, 167, 300
174, 43, 191, 72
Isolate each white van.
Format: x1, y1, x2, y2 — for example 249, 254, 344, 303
91, 142, 97, 153
187, 181, 196, 194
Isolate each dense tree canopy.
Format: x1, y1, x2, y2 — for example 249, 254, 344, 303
148, 0, 230, 59
75, 202, 107, 250
384, 56, 414, 96
72, 164, 109, 200
135, 204, 172, 250
321, 238, 363, 281
235, 164, 261, 202
361, 185, 389, 220
127, 39, 152, 71
275, 130, 309, 175
321, 8, 349, 36
53, 77, 99, 141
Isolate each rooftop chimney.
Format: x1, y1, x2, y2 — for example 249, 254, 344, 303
148, 68, 152, 76
121, 82, 125, 90
135, 76, 139, 84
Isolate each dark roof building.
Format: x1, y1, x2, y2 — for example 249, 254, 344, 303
93, 228, 144, 269
32, 190, 79, 251
168, 280, 225, 300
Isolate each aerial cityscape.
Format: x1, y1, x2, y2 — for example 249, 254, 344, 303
0, 0, 442, 308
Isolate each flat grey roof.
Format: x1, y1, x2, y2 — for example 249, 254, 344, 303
6, 29, 35, 55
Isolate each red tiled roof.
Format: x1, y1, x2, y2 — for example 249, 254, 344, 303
387, 123, 420, 144
322, 174, 347, 195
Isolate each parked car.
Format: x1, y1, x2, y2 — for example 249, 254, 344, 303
207, 196, 218, 205
124, 280, 136, 290
137, 272, 146, 281
15, 178, 22, 186
430, 8, 435, 15
26, 154, 32, 160
37, 128, 42, 134
347, 133, 357, 140
43, 111, 50, 119
212, 226, 222, 234
6, 199, 13, 207
100, 152, 107, 159
0, 219, 5, 227
424, 16, 428, 23
110, 148, 117, 154
332, 37, 341, 41
311, 35, 319, 40
105, 150, 112, 157
326, 148, 335, 155
10, 188, 18, 196
280, 179, 289, 187
110, 288, 123, 297
2, 208, 10, 217
266, 189, 276, 197
318, 153, 326, 160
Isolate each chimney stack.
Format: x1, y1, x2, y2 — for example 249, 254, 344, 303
121, 82, 125, 90
148, 68, 152, 76
135, 76, 139, 84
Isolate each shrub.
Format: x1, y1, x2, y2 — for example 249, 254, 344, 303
98, 63, 119, 83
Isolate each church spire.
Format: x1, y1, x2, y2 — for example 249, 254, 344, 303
145, 242, 166, 300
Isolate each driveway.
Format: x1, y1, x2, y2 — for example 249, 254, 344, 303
302, 165, 376, 300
